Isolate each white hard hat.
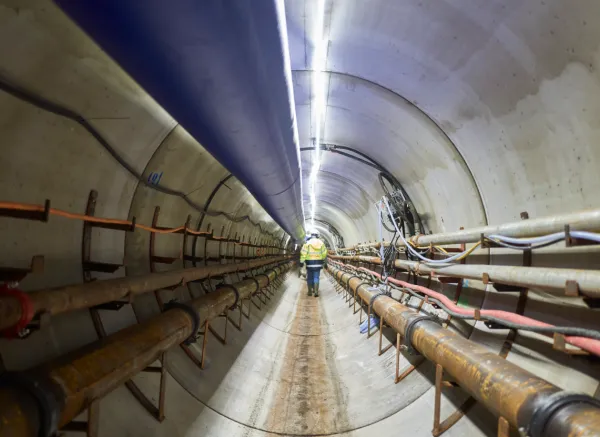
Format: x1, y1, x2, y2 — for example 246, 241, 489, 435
309, 229, 320, 237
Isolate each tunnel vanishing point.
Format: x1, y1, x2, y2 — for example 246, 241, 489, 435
1, 1, 600, 437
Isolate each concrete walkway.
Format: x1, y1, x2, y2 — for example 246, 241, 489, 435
161, 270, 493, 437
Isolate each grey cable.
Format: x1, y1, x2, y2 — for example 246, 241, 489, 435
0, 76, 280, 238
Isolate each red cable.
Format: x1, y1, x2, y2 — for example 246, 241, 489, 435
331, 260, 600, 357
0, 285, 34, 338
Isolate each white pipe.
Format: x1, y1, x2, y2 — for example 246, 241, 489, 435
330, 255, 600, 298
394, 259, 600, 298
414, 209, 600, 246
345, 208, 600, 250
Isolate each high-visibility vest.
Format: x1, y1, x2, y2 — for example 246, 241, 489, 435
300, 238, 327, 263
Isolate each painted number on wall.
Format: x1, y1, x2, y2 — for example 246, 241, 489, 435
148, 171, 163, 185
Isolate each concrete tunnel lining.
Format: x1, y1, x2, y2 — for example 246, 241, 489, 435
164, 275, 485, 436
0, 1, 600, 436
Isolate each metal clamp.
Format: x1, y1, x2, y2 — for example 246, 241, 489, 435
257, 272, 271, 288
528, 391, 600, 437
354, 281, 372, 294
268, 268, 281, 282
248, 277, 260, 294
403, 315, 439, 355
216, 284, 241, 310
163, 300, 200, 345
0, 372, 61, 437
369, 290, 392, 307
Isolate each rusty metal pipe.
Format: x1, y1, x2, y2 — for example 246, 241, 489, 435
329, 254, 600, 298
328, 265, 600, 436
0, 262, 291, 437
0, 256, 291, 333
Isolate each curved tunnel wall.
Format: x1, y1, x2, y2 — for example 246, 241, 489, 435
0, 1, 599, 437
55, 0, 306, 240
287, 0, 600, 245
0, 0, 286, 362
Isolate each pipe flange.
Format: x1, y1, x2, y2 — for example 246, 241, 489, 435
528, 391, 600, 437
0, 372, 62, 437
163, 300, 200, 345
403, 315, 439, 355
216, 284, 241, 310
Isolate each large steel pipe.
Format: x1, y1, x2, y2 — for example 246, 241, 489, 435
0, 262, 291, 437
0, 256, 291, 333
339, 208, 600, 251
329, 255, 600, 298
328, 265, 600, 437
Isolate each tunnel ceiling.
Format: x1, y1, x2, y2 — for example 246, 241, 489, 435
286, 0, 600, 245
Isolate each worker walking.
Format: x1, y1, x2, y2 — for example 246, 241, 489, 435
299, 230, 327, 297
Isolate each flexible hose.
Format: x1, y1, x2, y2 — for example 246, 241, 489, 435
381, 197, 480, 263
572, 230, 600, 243
491, 230, 600, 246
331, 261, 600, 356
0, 201, 288, 247
380, 196, 600, 262
488, 232, 565, 245
486, 238, 563, 250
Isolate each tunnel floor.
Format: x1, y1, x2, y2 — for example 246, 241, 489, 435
163, 271, 490, 437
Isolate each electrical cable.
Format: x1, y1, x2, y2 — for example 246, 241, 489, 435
572, 230, 600, 243
486, 238, 562, 251
488, 232, 565, 245
0, 76, 280, 239
379, 209, 397, 233
381, 197, 480, 264
300, 144, 425, 235
378, 172, 407, 202
380, 196, 600, 262
0, 201, 289, 247
410, 291, 600, 341
489, 230, 600, 246
330, 261, 600, 355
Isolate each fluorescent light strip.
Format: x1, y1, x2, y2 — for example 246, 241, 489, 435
276, 0, 306, 238
309, 0, 327, 230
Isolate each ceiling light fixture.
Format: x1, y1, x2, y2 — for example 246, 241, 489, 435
309, 0, 327, 230
276, 0, 306, 239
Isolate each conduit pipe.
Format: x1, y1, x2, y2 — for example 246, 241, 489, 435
0, 256, 291, 334
339, 208, 600, 251
330, 260, 600, 356
329, 255, 600, 298
327, 265, 600, 437
0, 262, 291, 437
